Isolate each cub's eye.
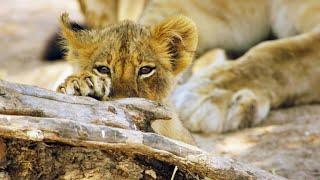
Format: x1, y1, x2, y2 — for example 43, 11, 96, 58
96, 66, 110, 75
138, 66, 155, 76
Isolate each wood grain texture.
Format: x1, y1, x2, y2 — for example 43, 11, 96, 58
0, 80, 283, 179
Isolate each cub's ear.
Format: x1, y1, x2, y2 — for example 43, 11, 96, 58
42, 21, 89, 61
151, 15, 198, 75
60, 13, 97, 61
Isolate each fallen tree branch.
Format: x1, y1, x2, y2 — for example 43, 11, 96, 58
0, 80, 283, 179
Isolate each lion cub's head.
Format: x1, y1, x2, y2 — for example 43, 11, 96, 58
60, 13, 198, 101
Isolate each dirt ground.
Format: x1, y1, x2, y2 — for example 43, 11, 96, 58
0, 1, 319, 179
0, 0, 81, 90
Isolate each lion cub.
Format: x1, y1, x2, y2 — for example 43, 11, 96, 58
57, 13, 197, 145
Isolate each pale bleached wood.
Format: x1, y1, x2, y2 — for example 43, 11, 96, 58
0, 80, 284, 179
0, 80, 175, 131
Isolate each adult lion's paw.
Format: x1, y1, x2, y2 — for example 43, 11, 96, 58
226, 89, 270, 130
57, 71, 110, 100
171, 79, 270, 133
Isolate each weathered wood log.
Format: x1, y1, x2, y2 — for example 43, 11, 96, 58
0, 80, 283, 179
0, 80, 175, 132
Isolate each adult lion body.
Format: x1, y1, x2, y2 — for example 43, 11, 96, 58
60, 0, 320, 135
80, 0, 320, 54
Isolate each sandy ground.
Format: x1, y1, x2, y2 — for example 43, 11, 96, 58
0, 1, 320, 179
0, 0, 82, 90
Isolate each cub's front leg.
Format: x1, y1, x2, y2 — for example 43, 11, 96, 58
57, 71, 111, 100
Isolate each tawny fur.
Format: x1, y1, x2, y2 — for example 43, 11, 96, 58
173, 31, 320, 133
58, 0, 320, 137
57, 13, 197, 145
137, 0, 320, 133
78, 0, 146, 27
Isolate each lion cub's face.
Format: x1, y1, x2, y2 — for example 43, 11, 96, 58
60, 13, 198, 101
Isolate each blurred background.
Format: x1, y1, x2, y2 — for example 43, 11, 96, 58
0, 0, 82, 89
0, 1, 319, 179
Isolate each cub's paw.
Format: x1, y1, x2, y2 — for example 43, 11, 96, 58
171, 81, 270, 133
57, 71, 110, 100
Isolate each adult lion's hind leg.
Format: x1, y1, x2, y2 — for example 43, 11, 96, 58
192, 48, 228, 75
172, 48, 271, 133
173, 29, 320, 134
172, 83, 271, 134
